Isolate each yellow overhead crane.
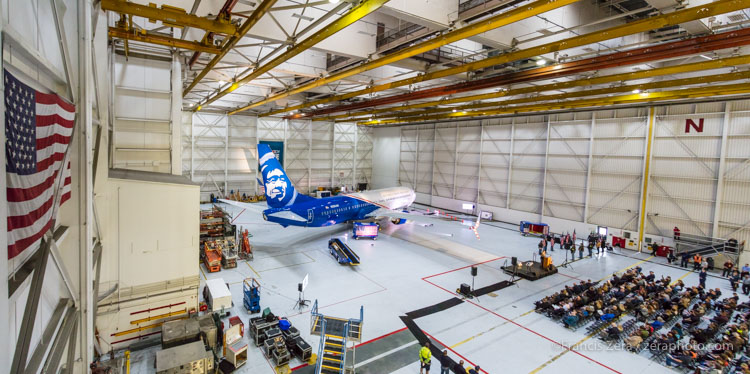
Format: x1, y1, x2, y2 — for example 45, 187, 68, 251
258, 0, 750, 117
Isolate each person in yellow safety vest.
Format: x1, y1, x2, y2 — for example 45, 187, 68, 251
419, 341, 432, 374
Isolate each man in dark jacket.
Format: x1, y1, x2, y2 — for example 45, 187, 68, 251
439, 350, 451, 374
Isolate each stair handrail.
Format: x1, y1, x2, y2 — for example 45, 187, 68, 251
315, 318, 327, 374
337, 322, 350, 373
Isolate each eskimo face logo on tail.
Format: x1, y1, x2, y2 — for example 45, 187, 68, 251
259, 144, 298, 208
265, 168, 287, 202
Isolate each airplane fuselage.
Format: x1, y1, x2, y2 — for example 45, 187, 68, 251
262, 186, 416, 227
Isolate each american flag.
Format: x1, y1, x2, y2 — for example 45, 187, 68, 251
5, 70, 74, 259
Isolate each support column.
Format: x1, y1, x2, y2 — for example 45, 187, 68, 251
254, 116, 260, 194
77, 0, 95, 369
583, 113, 596, 223
308, 120, 312, 194
540, 116, 551, 220
224, 115, 228, 194
477, 121, 484, 206
637, 107, 656, 252
713, 102, 732, 237
352, 125, 358, 189
331, 124, 336, 188
506, 119, 515, 209
170, 52, 182, 175
414, 127, 419, 190
452, 124, 459, 200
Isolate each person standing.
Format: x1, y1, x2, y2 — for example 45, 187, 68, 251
680, 252, 689, 268
419, 342, 432, 374
722, 260, 734, 277
578, 242, 584, 260
693, 254, 702, 271
742, 263, 750, 278
538, 239, 545, 256
454, 360, 465, 373
699, 269, 707, 289
469, 365, 481, 374
743, 275, 750, 296
439, 350, 451, 374
730, 270, 741, 292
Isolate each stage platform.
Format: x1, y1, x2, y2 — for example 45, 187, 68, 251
501, 260, 558, 281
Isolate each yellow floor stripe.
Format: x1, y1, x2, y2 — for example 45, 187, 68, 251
451, 255, 656, 350
674, 270, 693, 284
200, 265, 207, 280
246, 261, 261, 278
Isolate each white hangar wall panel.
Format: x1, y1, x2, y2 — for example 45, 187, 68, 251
544, 113, 592, 222
479, 118, 512, 209
392, 98, 750, 252
184, 117, 372, 199
716, 101, 750, 251
647, 103, 724, 238
588, 108, 647, 232
112, 55, 174, 173
509, 116, 548, 214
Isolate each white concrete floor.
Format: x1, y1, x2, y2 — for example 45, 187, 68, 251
129, 202, 743, 374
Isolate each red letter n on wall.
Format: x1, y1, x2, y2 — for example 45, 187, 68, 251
685, 118, 704, 133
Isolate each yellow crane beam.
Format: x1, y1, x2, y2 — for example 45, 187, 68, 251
183, 0, 279, 97
108, 27, 224, 54
361, 82, 750, 126
196, 0, 390, 110
230, 0, 583, 114
317, 55, 750, 121
333, 58, 750, 122
101, 0, 239, 35
260, 0, 750, 117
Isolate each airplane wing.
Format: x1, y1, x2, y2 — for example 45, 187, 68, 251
218, 199, 268, 214
364, 208, 442, 224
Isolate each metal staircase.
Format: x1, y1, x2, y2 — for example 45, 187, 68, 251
674, 233, 744, 263
310, 301, 363, 374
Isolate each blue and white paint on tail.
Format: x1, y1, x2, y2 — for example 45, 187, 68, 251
258, 143, 313, 208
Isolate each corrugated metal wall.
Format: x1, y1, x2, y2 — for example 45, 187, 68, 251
184, 115, 372, 200
396, 99, 750, 246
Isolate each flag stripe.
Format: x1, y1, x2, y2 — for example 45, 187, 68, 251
7, 171, 59, 202
36, 91, 75, 112
36, 121, 73, 139
7, 194, 56, 231
36, 112, 74, 127
8, 220, 53, 258
37, 133, 72, 149
6, 158, 65, 193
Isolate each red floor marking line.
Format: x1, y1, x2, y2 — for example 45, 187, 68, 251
290, 363, 309, 371
423, 331, 489, 374
230, 208, 246, 224
422, 276, 622, 374
557, 272, 584, 281
129, 301, 185, 315
291, 327, 408, 372
422, 257, 506, 280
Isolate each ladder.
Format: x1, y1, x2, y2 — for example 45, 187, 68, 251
310, 301, 364, 374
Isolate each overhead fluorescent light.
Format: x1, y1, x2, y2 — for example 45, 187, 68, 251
536, 59, 546, 66
292, 13, 314, 21
632, 89, 641, 94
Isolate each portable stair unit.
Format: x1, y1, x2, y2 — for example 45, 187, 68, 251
310, 301, 363, 374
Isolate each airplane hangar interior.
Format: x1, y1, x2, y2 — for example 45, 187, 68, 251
5, 0, 750, 373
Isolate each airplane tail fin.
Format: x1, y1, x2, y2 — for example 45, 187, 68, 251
258, 144, 314, 208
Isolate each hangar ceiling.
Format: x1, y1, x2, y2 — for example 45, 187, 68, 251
101, 0, 750, 123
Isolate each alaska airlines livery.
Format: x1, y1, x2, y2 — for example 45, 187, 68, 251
221, 144, 417, 227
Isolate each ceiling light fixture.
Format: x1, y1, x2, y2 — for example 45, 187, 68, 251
452, 109, 457, 113
536, 59, 546, 66
632, 89, 641, 94
218, 80, 226, 85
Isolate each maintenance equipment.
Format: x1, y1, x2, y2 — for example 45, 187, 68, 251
328, 238, 360, 265
224, 316, 248, 369
161, 318, 200, 349
203, 278, 232, 312
155, 341, 214, 374
243, 278, 261, 313
520, 221, 549, 237
239, 229, 253, 260
310, 301, 363, 374
352, 222, 379, 240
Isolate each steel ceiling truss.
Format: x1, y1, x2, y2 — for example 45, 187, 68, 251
271, 0, 750, 119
